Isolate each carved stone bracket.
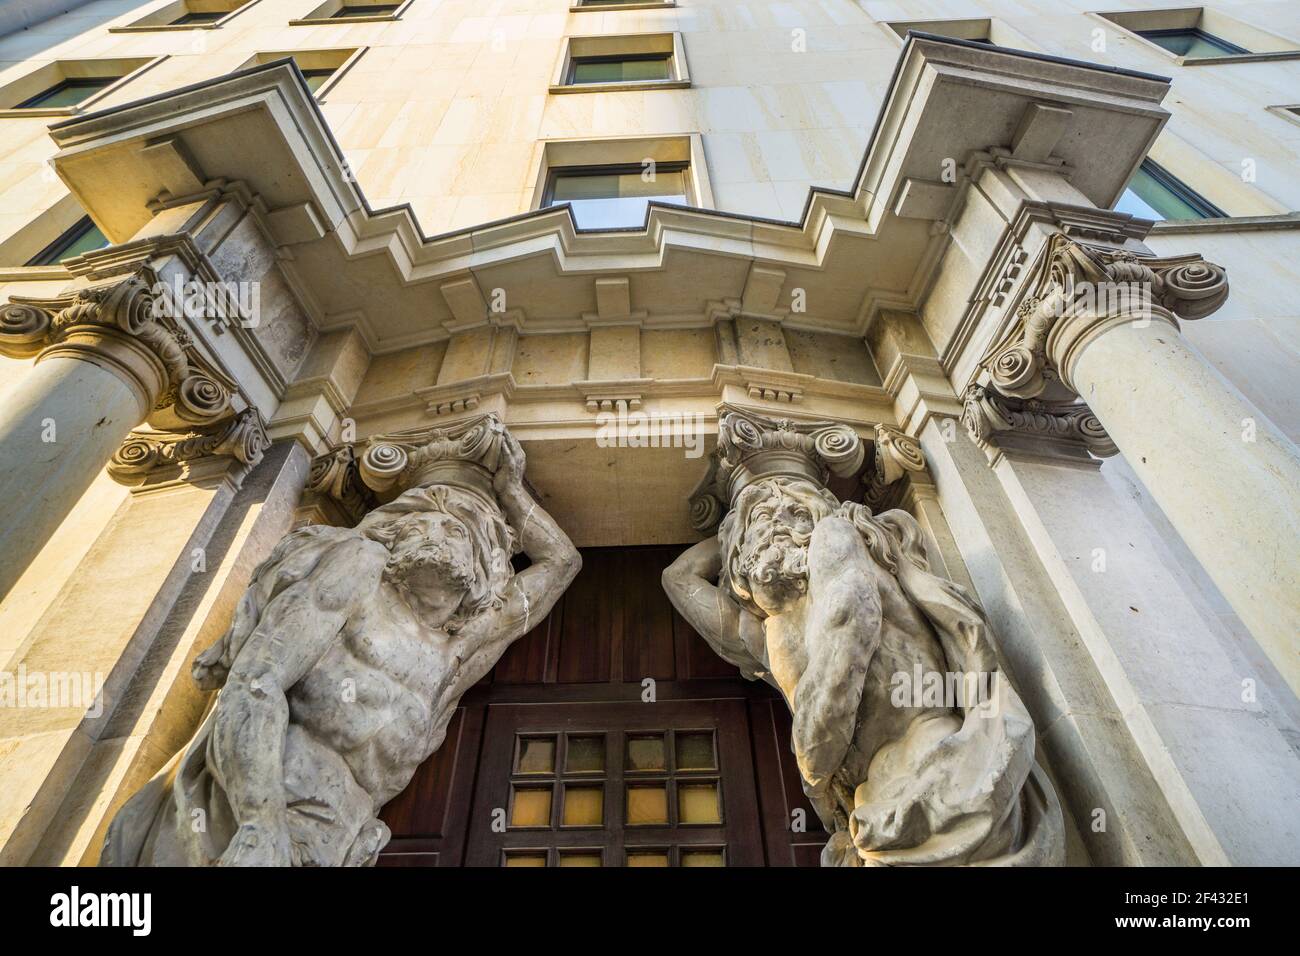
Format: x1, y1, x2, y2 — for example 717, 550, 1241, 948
0, 269, 238, 428
961, 382, 1117, 464
688, 406, 863, 532
978, 233, 1229, 401
108, 408, 270, 485
862, 423, 929, 511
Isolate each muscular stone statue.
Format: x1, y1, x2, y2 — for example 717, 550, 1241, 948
102, 415, 579, 866
664, 408, 1063, 866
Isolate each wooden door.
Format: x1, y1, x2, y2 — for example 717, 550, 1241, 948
464, 699, 763, 867
378, 544, 827, 866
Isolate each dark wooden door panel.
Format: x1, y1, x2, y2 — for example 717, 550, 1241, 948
378, 543, 822, 867
465, 699, 763, 867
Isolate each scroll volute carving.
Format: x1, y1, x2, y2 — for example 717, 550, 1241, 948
979, 233, 1229, 401
1, 270, 237, 428
688, 407, 864, 533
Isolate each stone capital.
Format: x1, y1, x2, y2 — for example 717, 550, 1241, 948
688, 406, 864, 532
961, 382, 1117, 466
979, 233, 1229, 401
862, 423, 929, 511
685, 407, 930, 531
306, 413, 518, 522
0, 270, 236, 426
108, 408, 270, 488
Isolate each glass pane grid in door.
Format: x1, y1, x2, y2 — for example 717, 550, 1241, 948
624, 730, 722, 830
507, 732, 610, 836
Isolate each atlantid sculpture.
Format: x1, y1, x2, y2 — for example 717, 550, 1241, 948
103, 415, 580, 866
663, 408, 1063, 866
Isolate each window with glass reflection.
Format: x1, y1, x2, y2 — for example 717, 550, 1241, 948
1114, 160, 1224, 221
544, 164, 690, 229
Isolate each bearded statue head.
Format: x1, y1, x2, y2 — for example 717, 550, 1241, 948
357, 484, 517, 631
718, 477, 838, 617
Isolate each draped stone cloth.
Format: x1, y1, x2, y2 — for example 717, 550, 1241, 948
818, 504, 1062, 866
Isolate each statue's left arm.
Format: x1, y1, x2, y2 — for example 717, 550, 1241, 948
797, 515, 882, 796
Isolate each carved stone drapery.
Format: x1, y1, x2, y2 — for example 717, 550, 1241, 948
0, 270, 237, 427
978, 233, 1229, 402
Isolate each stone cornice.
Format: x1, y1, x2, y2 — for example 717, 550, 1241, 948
42, 37, 1172, 349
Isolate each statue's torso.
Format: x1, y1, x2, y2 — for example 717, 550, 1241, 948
286, 589, 465, 806
767, 556, 960, 820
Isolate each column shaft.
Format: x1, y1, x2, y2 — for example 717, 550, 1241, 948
0, 356, 144, 598
1070, 320, 1300, 694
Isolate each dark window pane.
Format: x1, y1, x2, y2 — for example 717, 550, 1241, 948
300, 69, 336, 93
558, 852, 602, 866
570, 55, 672, 84
503, 851, 547, 867
624, 733, 666, 771
1114, 161, 1222, 221
680, 848, 725, 866
509, 786, 553, 827
1137, 28, 1247, 57
16, 77, 114, 109
565, 735, 605, 773
330, 3, 399, 17
626, 783, 668, 824
562, 785, 604, 826
548, 168, 688, 228
675, 732, 716, 770
626, 850, 669, 866
171, 11, 225, 25
678, 782, 721, 824
26, 216, 109, 266
516, 736, 556, 774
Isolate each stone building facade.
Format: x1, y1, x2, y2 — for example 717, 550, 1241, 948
0, 0, 1296, 866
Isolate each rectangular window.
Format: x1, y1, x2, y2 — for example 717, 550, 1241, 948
1114, 160, 1224, 221
25, 216, 109, 266
330, 3, 398, 17
14, 77, 115, 109
1137, 27, 1248, 58
545, 163, 689, 229
171, 11, 225, 25
300, 69, 336, 93
569, 53, 672, 85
